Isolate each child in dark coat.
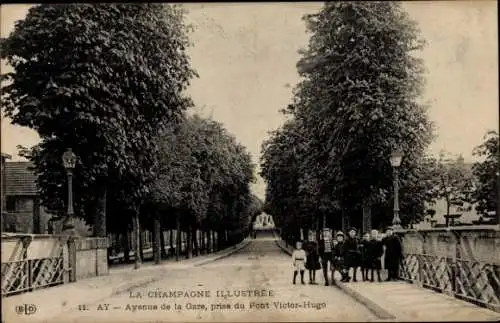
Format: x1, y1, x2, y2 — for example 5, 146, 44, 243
332, 231, 347, 283
342, 227, 360, 282
359, 232, 371, 281
305, 241, 321, 284
369, 229, 384, 282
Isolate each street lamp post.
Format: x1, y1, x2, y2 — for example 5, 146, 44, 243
390, 150, 403, 230
62, 148, 78, 235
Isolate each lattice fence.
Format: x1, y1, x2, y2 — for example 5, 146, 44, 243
1, 257, 65, 296
400, 253, 500, 312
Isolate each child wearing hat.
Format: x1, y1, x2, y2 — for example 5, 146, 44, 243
292, 241, 306, 285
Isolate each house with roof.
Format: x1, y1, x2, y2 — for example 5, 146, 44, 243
1, 159, 54, 233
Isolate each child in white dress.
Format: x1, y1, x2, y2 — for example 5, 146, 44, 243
292, 241, 306, 285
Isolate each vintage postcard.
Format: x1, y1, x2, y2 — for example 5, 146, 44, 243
1, 2, 499, 323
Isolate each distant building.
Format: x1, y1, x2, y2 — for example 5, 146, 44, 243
2, 160, 53, 233
253, 213, 275, 230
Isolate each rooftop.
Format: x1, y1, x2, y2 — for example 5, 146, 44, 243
4, 161, 39, 196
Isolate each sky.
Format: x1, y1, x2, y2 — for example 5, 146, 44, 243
1, 2, 498, 199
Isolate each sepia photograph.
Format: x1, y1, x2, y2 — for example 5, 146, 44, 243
1, 2, 499, 322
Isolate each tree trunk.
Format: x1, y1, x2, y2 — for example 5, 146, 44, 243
132, 210, 141, 269
139, 228, 145, 261
153, 212, 161, 264
33, 197, 41, 234
341, 208, 349, 233
181, 231, 185, 255
204, 230, 208, 254
201, 230, 206, 254
193, 227, 199, 257
362, 199, 372, 233
160, 229, 166, 259
212, 230, 216, 252
183, 231, 188, 254
123, 228, 130, 263
207, 230, 211, 253
123, 226, 130, 264
152, 223, 157, 261
211, 230, 215, 253
216, 230, 221, 250
217, 230, 223, 250
93, 187, 107, 237
200, 230, 204, 253
175, 216, 181, 261
186, 225, 192, 259
169, 229, 174, 257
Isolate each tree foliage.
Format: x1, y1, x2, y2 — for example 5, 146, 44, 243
1, 4, 196, 229
415, 152, 474, 225
261, 2, 435, 233
472, 131, 499, 218
152, 114, 256, 235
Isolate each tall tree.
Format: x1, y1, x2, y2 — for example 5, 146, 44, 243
1, 4, 196, 239
261, 2, 434, 233
260, 120, 311, 242
428, 152, 474, 226
297, 2, 433, 227
398, 155, 440, 227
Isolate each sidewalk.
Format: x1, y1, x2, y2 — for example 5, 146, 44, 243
344, 281, 500, 321
274, 237, 500, 321
2, 239, 251, 323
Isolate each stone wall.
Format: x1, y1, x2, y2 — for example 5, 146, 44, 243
398, 225, 500, 264
75, 237, 109, 280
2, 234, 71, 260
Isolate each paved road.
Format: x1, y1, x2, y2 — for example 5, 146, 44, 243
50, 233, 378, 322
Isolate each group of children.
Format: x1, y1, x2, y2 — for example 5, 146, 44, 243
292, 227, 401, 285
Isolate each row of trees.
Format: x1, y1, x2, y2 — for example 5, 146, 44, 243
1, 4, 262, 265
259, 2, 498, 244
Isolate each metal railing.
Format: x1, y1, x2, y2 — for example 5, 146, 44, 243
1, 257, 65, 296
400, 253, 500, 313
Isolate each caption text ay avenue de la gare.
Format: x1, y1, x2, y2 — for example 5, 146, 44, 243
87, 301, 327, 313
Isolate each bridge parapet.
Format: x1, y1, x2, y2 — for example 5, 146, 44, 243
1, 233, 109, 297
397, 225, 500, 313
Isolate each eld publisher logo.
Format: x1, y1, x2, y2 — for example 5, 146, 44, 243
15, 304, 37, 315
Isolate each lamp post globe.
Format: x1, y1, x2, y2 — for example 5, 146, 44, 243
62, 148, 77, 234
390, 150, 403, 168
390, 150, 403, 230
